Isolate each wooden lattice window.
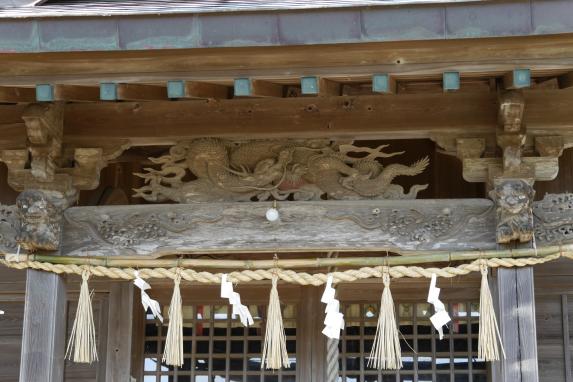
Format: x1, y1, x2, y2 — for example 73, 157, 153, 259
339, 301, 488, 382
143, 303, 297, 382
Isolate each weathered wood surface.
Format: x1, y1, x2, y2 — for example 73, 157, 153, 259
2, 89, 573, 151
105, 282, 133, 382
1, 34, 573, 84
0, 193, 572, 256
19, 270, 67, 382
60, 199, 496, 256
493, 267, 539, 382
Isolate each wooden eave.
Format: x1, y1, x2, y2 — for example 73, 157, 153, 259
1, 34, 573, 151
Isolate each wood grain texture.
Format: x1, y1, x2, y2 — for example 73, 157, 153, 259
493, 267, 539, 382
516, 267, 539, 382
105, 282, 133, 382
19, 270, 67, 382
1, 34, 573, 83
60, 199, 496, 256
563, 295, 572, 382
493, 268, 521, 382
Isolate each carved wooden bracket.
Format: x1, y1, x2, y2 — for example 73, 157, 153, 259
434, 91, 565, 244
0, 103, 130, 197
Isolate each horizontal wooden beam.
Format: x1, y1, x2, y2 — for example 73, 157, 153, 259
462, 157, 559, 182
100, 83, 167, 101
0, 86, 35, 103
167, 80, 229, 100
1, 34, 572, 86
53, 84, 99, 102
234, 78, 283, 98
1, 88, 571, 148
558, 72, 573, 89
0, 193, 571, 257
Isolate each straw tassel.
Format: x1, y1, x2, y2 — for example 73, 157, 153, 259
368, 268, 402, 370
162, 270, 183, 367
478, 262, 506, 361
261, 274, 290, 370
65, 268, 98, 363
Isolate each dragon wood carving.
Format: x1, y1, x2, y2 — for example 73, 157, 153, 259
133, 139, 430, 202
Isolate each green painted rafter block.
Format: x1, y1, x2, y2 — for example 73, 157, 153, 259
167, 80, 186, 99
234, 78, 251, 97
100, 82, 118, 101
35, 84, 54, 102
301, 76, 319, 95
372, 74, 395, 94
443, 72, 460, 92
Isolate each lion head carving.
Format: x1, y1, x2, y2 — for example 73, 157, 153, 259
491, 179, 535, 244
16, 190, 63, 251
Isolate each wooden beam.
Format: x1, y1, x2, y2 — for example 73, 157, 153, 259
462, 157, 559, 182
53, 84, 99, 102
19, 270, 66, 382
105, 282, 133, 382
234, 78, 283, 98
5, 194, 559, 257
503, 69, 531, 90
116, 83, 167, 101
64, 91, 496, 142
167, 80, 229, 99
0, 86, 35, 103
558, 72, 573, 89
100, 83, 167, 101
1, 88, 573, 146
1, 34, 573, 85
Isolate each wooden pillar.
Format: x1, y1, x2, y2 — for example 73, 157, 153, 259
19, 269, 67, 382
492, 267, 539, 382
105, 282, 134, 381
297, 287, 326, 382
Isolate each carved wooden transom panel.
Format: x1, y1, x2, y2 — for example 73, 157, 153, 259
133, 139, 430, 203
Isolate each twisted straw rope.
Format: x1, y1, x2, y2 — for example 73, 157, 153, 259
0, 252, 569, 285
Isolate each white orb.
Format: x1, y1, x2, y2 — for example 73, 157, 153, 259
266, 208, 280, 222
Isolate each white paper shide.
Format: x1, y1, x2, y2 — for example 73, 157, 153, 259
427, 273, 451, 340
221, 274, 254, 327
321, 275, 345, 339
133, 270, 163, 323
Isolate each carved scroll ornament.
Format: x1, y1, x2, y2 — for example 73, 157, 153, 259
133, 139, 430, 203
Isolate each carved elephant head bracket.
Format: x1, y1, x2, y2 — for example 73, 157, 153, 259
133, 138, 430, 203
